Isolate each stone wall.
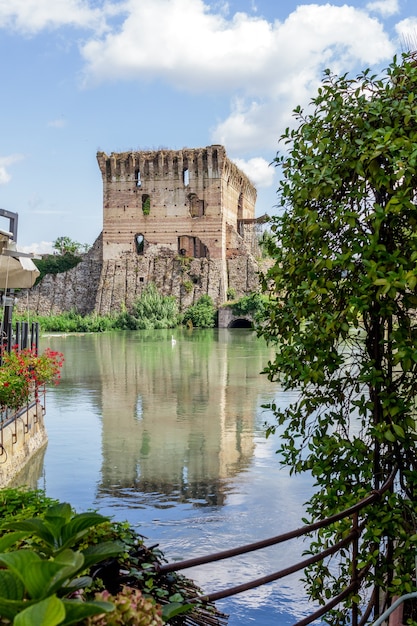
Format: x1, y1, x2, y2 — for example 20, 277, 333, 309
0, 402, 47, 488
16, 232, 266, 315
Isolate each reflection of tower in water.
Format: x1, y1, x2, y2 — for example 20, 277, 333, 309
95, 331, 271, 506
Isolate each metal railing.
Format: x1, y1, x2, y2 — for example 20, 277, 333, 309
0, 320, 39, 358
156, 468, 399, 626
0, 385, 46, 454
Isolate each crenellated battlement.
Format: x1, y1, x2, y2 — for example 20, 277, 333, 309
97, 145, 230, 184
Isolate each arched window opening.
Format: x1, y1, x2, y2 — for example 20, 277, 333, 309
142, 194, 150, 216
135, 233, 145, 254
183, 168, 189, 186
135, 169, 142, 188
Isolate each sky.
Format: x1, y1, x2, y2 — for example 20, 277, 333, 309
0, 0, 416, 252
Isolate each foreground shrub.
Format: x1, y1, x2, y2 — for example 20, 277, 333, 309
0, 489, 223, 625
86, 587, 163, 625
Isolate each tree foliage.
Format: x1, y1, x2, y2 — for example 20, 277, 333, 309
231, 292, 267, 323
33, 254, 82, 284
259, 54, 417, 623
53, 236, 90, 255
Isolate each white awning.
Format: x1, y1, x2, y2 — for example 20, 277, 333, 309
0, 241, 40, 289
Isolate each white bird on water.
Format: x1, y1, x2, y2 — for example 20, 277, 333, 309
171, 335, 176, 346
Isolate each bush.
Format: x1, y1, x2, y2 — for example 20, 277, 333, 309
30, 311, 117, 333
231, 292, 267, 322
0, 489, 209, 625
130, 283, 179, 330
182, 295, 216, 328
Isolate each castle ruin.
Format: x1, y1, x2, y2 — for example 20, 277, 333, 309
17, 145, 266, 316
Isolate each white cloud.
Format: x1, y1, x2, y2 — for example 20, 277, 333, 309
81, 2, 393, 91
366, 0, 399, 18
0, 154, 24, 185
0, 0, 115, 34
80, 1, 394, 152
21, 241, 54, 255
395, 17, 417, 51
81, 0, 277, 90
232, 157, 274, 188
0, 1, 399, 158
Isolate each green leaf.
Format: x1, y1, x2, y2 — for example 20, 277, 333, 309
0, 550, 42, 584
60, 512, 109, 551
62, 599, 114, 626
0, 531, 29, 552
0, 569, 25, 600
162, 602, 194, 621
2, 519, 56, 550
14, 596, 65, 626
392, 424, 405, 438
0, 598, 32, 621
82, 540, 125, 569
383, 429, 396, 442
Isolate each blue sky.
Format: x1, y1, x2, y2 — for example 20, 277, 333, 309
0, 0, 415, 251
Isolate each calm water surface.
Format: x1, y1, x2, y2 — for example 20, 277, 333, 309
28, 329, 318, 625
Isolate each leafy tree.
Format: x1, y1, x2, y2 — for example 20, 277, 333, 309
53, 236, 90, 255
260, 53, 417, 623
258, 229, 274, 258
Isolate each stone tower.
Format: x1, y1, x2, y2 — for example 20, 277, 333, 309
16, 145, 263, 317
97, 145, 257, 298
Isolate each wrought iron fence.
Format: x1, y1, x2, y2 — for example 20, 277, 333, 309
156, 468, 399, 626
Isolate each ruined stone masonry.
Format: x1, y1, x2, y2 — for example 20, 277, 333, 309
17, 145, 267, 316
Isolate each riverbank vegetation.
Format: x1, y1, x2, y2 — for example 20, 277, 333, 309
0, 487, 227, 626
17, 285, 258, 332
260, 52, 417, 623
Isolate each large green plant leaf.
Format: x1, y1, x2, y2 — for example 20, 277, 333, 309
14, 595, 65, 626
0, 569, 25, 600
43, 502, 73, 524
60, 575, 93, 596
62, 599, 114, 625
82, 540, 125, 569
60, 512, 109, 551
2, 518, 56, 550
0, 598, 31, 621
0, 531, 28, 551
0, 550, 42, 583
0, 549, 85, 599
25, 550, 85, 598
2, 507, 108, 555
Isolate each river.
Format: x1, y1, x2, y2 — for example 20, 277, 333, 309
25, 329, 318, 624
